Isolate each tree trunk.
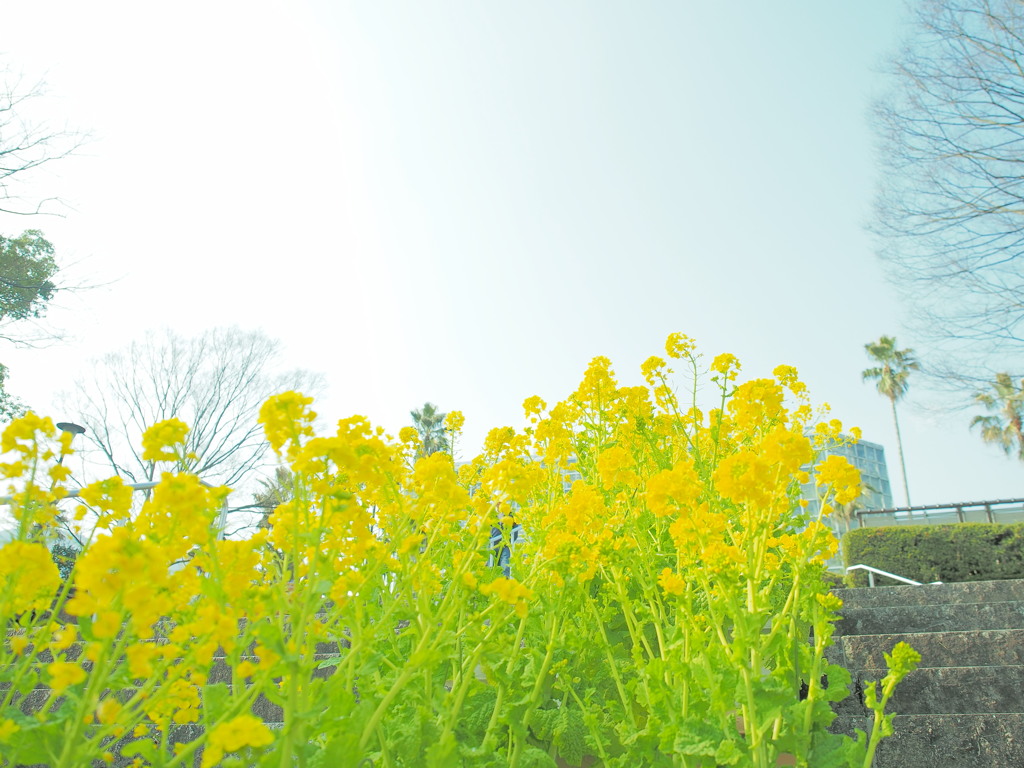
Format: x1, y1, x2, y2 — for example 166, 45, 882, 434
890, 396, 912, 510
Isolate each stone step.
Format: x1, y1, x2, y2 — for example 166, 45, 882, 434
835, 600, 1024, 636
833, 578, 1024, 609
831, 628, 1024, 669
833, 665, 1024, 717
830, 713, 1024, 768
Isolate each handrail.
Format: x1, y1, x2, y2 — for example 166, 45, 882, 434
0, 479, 230, 541
854, 497, 1024, 526
846, 564, 943, 588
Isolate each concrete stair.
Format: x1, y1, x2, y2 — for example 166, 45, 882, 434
829, 578, 1024, 767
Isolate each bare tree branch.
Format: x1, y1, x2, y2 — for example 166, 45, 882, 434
64, 327, 325, 502
873, 0, 1024, 383
0, 69, 87, 218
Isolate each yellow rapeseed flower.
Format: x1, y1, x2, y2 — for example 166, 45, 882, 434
664, 332, 697, 360
773, 364, 809, 398
646, 460, 701, 517
1, 412, 55, 455
596, 446, 639, 490
202, 715, 275, 768
657, 568, 688, 596
79, 477, 135, 528
48, 661, 87, 694
443, 410, 465, 433
126, 643, 157, 678
815, 454, 861, 506
93, 610, 122, 640
0, 718, 19, 744
96, 698, 122, 725
801, 521, 839, 563
640, 356, 668, 386
140, 418, 190, 462
522, 395, 546, 418
259, 391, 316, 456
0, 541, 61, 615
49, 626, 77, 653
480, 577, 534, 618
710, 353, 740, 380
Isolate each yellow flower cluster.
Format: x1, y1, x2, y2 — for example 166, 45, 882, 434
79, 476, 135, 528
202, 714, 274, 768
259, 390, 316, 457
0, 331, 881, 768
479, 576, 534, 618
815, 454, 862, 506
0, 541, 60, 615
140, 418, 190, 462
1, 412, 56, 455
647, 459, 702, 517
48, 660, 87, 694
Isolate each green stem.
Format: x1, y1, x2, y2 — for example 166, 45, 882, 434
586, 596, 636, 731
357, 629, 433, 751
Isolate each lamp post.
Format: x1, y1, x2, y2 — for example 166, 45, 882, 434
53, 421, 87, 547
55, 422, 86, 466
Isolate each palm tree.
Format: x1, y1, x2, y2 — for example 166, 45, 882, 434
253, 466, 294, 530
862, 336, 919, 507
410, 402, 450, 459
970, 373, 1024, 461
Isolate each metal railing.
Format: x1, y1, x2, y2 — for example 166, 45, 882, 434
853, 498, 1024, 528
0, 479, 230, 543
846, 564, 943, 588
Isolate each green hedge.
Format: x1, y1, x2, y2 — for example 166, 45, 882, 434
843, 523, 1024, 586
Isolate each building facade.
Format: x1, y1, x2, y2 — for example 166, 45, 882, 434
801, 436, 893, 518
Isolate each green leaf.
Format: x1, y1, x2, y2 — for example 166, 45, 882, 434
667, 718, 720, 758
7, 717, 67, 765
862, 679, 880, 711
316, 653, 343, 670
202, 681, 231, 720
425, 730, 458, 767
714, 738, 744, 765
807, 731, 867, 768
554, 707, 587, 765
822, 663, 853, 703
120, 738, 157, 763
519, 744, 558, 768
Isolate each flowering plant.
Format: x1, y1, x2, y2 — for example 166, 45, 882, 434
0, 335, 914, 767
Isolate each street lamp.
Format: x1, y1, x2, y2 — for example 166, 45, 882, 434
55, 422, 86, 466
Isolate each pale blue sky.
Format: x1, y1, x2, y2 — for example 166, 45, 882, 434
1, 1, 1020, 506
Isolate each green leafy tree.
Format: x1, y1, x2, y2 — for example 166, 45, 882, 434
411, 402, 449, 459
0, 363, 24, 422
862, 336, 919, 507
0, 230, 59, 421
970, 372, 1024, 461
0, 230, 57, 325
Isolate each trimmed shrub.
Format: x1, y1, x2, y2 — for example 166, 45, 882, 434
843, 523, 1024, 586
51, 541, 78, 582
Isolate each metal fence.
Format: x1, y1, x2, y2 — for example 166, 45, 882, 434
852, 498, 1024, 528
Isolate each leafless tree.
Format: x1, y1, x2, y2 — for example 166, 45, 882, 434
0, 68, 86, 218
873, 0, 1024, 384
0, 65, 91, 422
65, 327, 324, 496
